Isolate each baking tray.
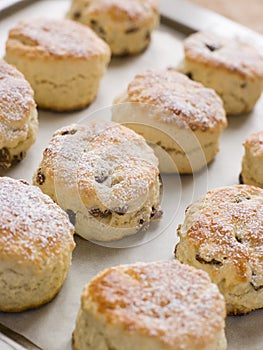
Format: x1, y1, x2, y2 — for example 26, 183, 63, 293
0, 0, 263, 349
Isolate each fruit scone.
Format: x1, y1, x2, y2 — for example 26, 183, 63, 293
33, 121, 162, 241
0, 59, 38, 169
181, 31, 263, 115
113, 68, 227, 173
175, 184, 263, 315
67, 0, 159, 56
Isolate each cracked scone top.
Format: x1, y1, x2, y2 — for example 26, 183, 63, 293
175, 185, 263, 315
68, 0, 159, 56
5, 18, 111, 111
73, 260, 227, 350
183, 31, 263, 114
33, 121, 162, 241
113, 69, 227, 173
0, 59, 38, 169
0, 177, 75, 312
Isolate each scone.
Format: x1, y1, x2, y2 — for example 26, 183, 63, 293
0, 59, 38, 169
73, 260, 227, 350
33, 121, 162, 241
5, 18, 110, 111
241, 131, 263, 188
113, 69, 227, 174
67, 0, 159, 56
182, 31, 263, 115
0, 177, 75, 312
175, 185, 263, 315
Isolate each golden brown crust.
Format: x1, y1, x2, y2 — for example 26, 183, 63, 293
125, 69, 227, 131
82, 260, 225, 349
0, 177, 75, 268
243, 131, 263, 157
0, 59, 36, 147
185, 185, 263, 284
184, 32, 263, 80
6, 18, 110, 60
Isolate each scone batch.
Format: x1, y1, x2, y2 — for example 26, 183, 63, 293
1, 0, 263, 349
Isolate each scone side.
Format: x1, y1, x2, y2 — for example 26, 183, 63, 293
5, 51, 110, 111
241, 132, 263, 188
0, 254, 72, 312
5, 19, 111, 111
0, 105, 38, 169
183, 58, 263, 114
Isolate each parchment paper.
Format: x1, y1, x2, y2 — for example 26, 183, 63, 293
0, 1, 263, 349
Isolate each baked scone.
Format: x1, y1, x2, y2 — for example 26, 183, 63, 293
33, 121, 162, 241
0, 177, 75, 312
175, 185, 263, 315
5, 18, 110, 111
0, 59, 38, 169
182, 31, 263, 115
67, 0, 159, 56
241, 131, 263, 188
73, 260, 227, 350
113, 69, 227, 174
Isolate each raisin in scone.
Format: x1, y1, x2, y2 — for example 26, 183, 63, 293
175, 185, 263, 315
73, 260, 227, 350
5, 18, 110, 111
0, 59, 38, 169
182, 31, 263, 115
33, 121, 162, 241
113, 68, 227, 174
0, 177, 75, 312
241, 131, 263, 188
67, 0, 159, 56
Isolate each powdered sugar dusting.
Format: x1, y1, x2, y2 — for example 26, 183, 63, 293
0, 177, 75, 266
186, 185, 263, 283
127, 69, 227, 131
86, 260, 225, 349
7, 19, 110, 59
244, 131, 263, 157
0, 60, 35, 148
83, 0, 159, 22
184, 32, 263, 79
76, 122, 159, 208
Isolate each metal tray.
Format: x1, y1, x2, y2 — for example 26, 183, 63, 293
0, 1, 263, 349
